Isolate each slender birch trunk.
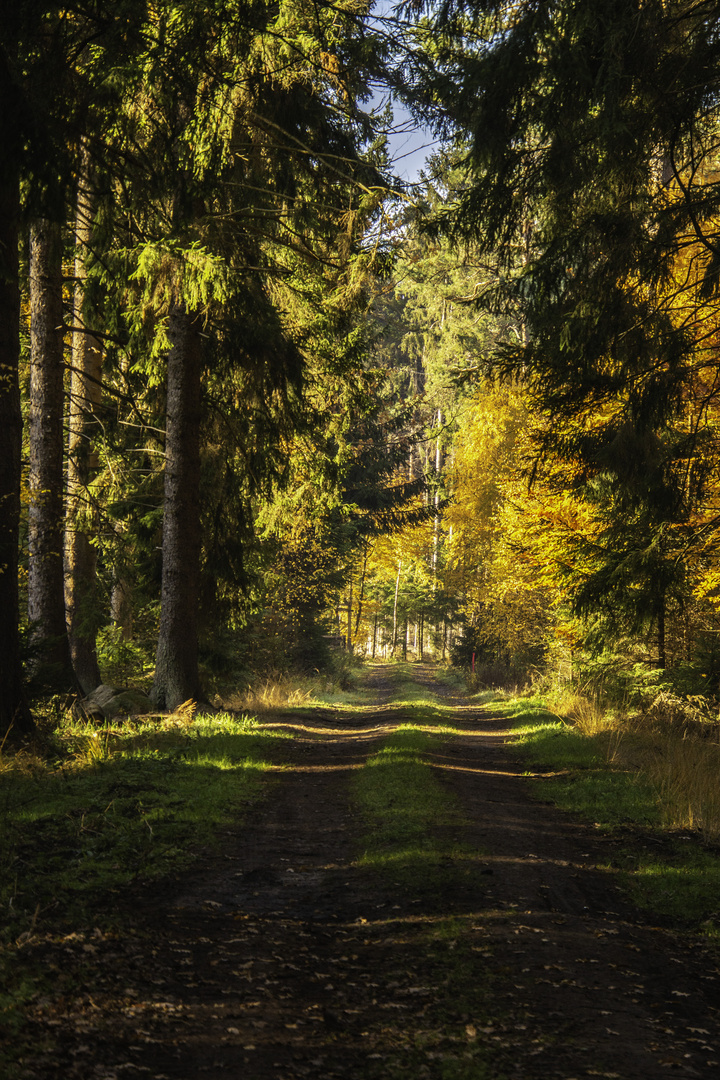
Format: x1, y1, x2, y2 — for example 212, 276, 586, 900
354, 544, 368, 640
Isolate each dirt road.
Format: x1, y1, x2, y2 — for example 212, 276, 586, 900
20, 665, 720, 1079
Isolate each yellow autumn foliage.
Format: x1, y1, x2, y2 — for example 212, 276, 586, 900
446, 381, 594, 665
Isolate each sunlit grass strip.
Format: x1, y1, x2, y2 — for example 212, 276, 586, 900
0, 713, 289, 941
352, 727, 469, 881
511, 712, 661, 828
508, 701, 720, 929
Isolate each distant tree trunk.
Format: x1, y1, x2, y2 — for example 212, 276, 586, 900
402, 617, 408, 661
28, 218, 74, 686
65, 161, 102, 693
372, 612, 378, 659
346, 576, 353, 653
433, 408, 442, 581
391, 558, 401, 656
354, 544, 368, 641
657, 597, 666, 670
111, 574, 133, 641
0, 168, 33, 740
418, 612, 424, 662
151, 304, 204, 710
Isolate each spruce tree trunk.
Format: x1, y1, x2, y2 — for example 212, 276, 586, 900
65, 164, 102, 693
28, 218, 74, 685
151, 304, 204, 710
0, 171, 33, 740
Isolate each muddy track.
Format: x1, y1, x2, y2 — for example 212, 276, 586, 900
18, 665, 720, 1079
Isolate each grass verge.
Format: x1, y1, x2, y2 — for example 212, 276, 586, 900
506, 700, 720, 932
1, 710, 289, 942
0, 708, 289, 1068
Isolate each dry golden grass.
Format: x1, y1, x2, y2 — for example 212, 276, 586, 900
226, 674, 315, 714
555, 688, 720, 838
556, 692, 609, 736
640, 734, 720, 835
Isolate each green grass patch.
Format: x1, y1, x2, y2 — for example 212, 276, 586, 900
613, 843, 720, 929
0, 709, 290, 1075
511, 714, 661, 829
539, 773, 660, 828
0, 711, 289, 942
352, 725, 487, 896
504, 698, 720, 930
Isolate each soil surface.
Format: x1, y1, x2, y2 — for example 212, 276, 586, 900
16, 664, 720, 1079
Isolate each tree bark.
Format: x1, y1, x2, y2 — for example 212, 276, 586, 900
65, 162, 102, 693
391, 558, 401, 657
354, 543, 368, 640
111, 574, 133, 640
28, 218, 74, 685
0, 169, 33, 740
151, 304, 204, 710
657, 597, 666, 670
346, 575, 353, 653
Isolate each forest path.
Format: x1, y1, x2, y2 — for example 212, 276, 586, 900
22, 664, 720, 1079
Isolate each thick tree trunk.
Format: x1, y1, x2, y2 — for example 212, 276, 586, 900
151, 305, 204, 710
28, 218, 74, 685
0, 172, 33, 740
65, 164, 102, 693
